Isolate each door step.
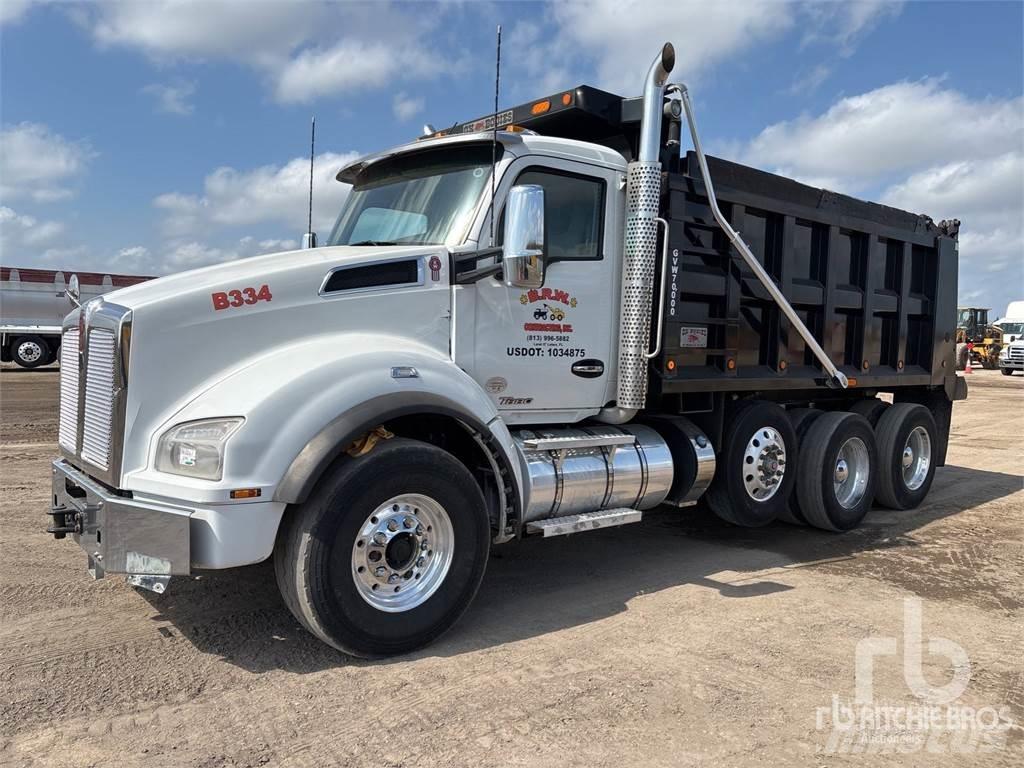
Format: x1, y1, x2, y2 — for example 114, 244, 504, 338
526, 508, 642, 537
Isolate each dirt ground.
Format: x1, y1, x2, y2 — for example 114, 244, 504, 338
1, 366, 1021, 767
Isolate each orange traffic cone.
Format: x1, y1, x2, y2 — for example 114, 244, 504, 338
965, 342, 973, 374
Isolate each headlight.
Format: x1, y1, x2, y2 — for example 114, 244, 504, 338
156, 418, 243, 480
999, 347, 1009, 359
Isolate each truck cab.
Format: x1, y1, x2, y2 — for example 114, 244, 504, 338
48, 43, 965, 657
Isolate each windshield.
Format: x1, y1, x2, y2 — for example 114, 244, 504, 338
328, 145, 499, 247
999, 321, 1024, 334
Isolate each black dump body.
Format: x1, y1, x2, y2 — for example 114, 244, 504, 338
652, 152, 960, 400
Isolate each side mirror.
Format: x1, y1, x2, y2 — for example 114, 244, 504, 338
503, 184, 545, 289
66, 274, 81, 308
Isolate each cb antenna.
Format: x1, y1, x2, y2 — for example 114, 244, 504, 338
303, 116, 317, 249
490, 24, 501, 246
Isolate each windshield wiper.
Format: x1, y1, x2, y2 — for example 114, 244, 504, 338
347, 240, 403, 246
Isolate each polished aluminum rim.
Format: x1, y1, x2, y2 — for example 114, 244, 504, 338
834, 437, 870, 509
742, 426, 787, 501
351, 493, 454, 613
17, 340, 43, 362
902, 425, 932, 491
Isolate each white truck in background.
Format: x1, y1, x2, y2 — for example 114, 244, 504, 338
995, 301, 1024, 375
47, 43, 966, 658
1, 267, 151, 367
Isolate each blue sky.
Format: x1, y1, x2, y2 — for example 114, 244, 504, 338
1, 0, 1022, 316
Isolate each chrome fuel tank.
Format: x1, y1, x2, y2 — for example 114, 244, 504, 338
513, 425, 674, 523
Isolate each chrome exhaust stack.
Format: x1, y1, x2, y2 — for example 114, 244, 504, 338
598, 42, 675, 424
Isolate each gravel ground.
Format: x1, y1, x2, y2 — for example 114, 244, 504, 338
1, 366, 1021, 767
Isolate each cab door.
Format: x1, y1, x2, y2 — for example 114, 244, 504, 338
466, 158, 621, 421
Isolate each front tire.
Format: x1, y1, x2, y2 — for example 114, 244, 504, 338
274, 438, 490, 657
1001, 368, 1014, 376
11, 335, 49, 368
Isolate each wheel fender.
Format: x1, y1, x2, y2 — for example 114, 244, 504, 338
137, 333, 522, 510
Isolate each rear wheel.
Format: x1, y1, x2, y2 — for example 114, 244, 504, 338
874, 403, 937, 510
706, 401, 797, 527
274, 438, 490, 657
11, 335, 49, 368
778, 408, 823, 525
796, 412, 877, 532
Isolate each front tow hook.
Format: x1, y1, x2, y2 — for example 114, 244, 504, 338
47, 506, 82, 539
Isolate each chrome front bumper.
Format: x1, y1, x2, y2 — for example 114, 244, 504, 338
49, 459, 191, 584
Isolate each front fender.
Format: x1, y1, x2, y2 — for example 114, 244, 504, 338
126, 333, 522, 509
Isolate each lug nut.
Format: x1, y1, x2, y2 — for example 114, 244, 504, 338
416, 557, 426, 568
374, 566, 387, 578
387, 519, 399, 532
403, 516, 416, 529
415, 525, 424, 535
420, 540, 428, 550
387, 572, 401, 584
373, 532, 387, 545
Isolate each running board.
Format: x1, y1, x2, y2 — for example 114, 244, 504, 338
526, 508, 643, 537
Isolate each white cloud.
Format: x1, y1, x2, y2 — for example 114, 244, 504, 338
89, 0, 322, 61
735, 80, 1023, 320
0, 206, 65, 262
801, 1, 904, 56
162, 236, 298, 272
788, 64, 832, 96
82, 1, 448, 104
0, 123, 94, 203
543, 0, 794, 94
154, 150, 359, 239
393, 92, 426, 122
0, 0, 34, 25
274, 39, 400, 103
739, 79, 1023, 189
142, 81, 196, 115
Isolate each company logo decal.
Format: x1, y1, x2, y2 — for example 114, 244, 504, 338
428, 255, 442, 281
519, 287, 577, 333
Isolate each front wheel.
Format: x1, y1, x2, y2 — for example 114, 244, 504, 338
274, 438, 490, 657
1001, 368, 1014, 376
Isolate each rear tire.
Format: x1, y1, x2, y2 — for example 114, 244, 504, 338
706, 401, 797, 527
11, 335, 49, 368
848, 397, 889, 427
796, 412, 877, 532
778, 408, 823, 525
274, 438, 490, 657
874, 403, 937, 510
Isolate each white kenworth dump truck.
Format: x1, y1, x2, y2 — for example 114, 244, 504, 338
48, 44, 966, 657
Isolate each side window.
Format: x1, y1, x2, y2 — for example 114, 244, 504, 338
501, 169, 604, 261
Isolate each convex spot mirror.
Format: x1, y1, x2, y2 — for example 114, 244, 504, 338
66, 274, 81, 307
503, 184, 545, 289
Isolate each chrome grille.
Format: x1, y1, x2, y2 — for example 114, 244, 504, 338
1009, 346, 1024, 361
58, 330, 80, 451
81, 329, 116, 470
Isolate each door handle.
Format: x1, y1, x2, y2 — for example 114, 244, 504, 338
571, 359, 605, 378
